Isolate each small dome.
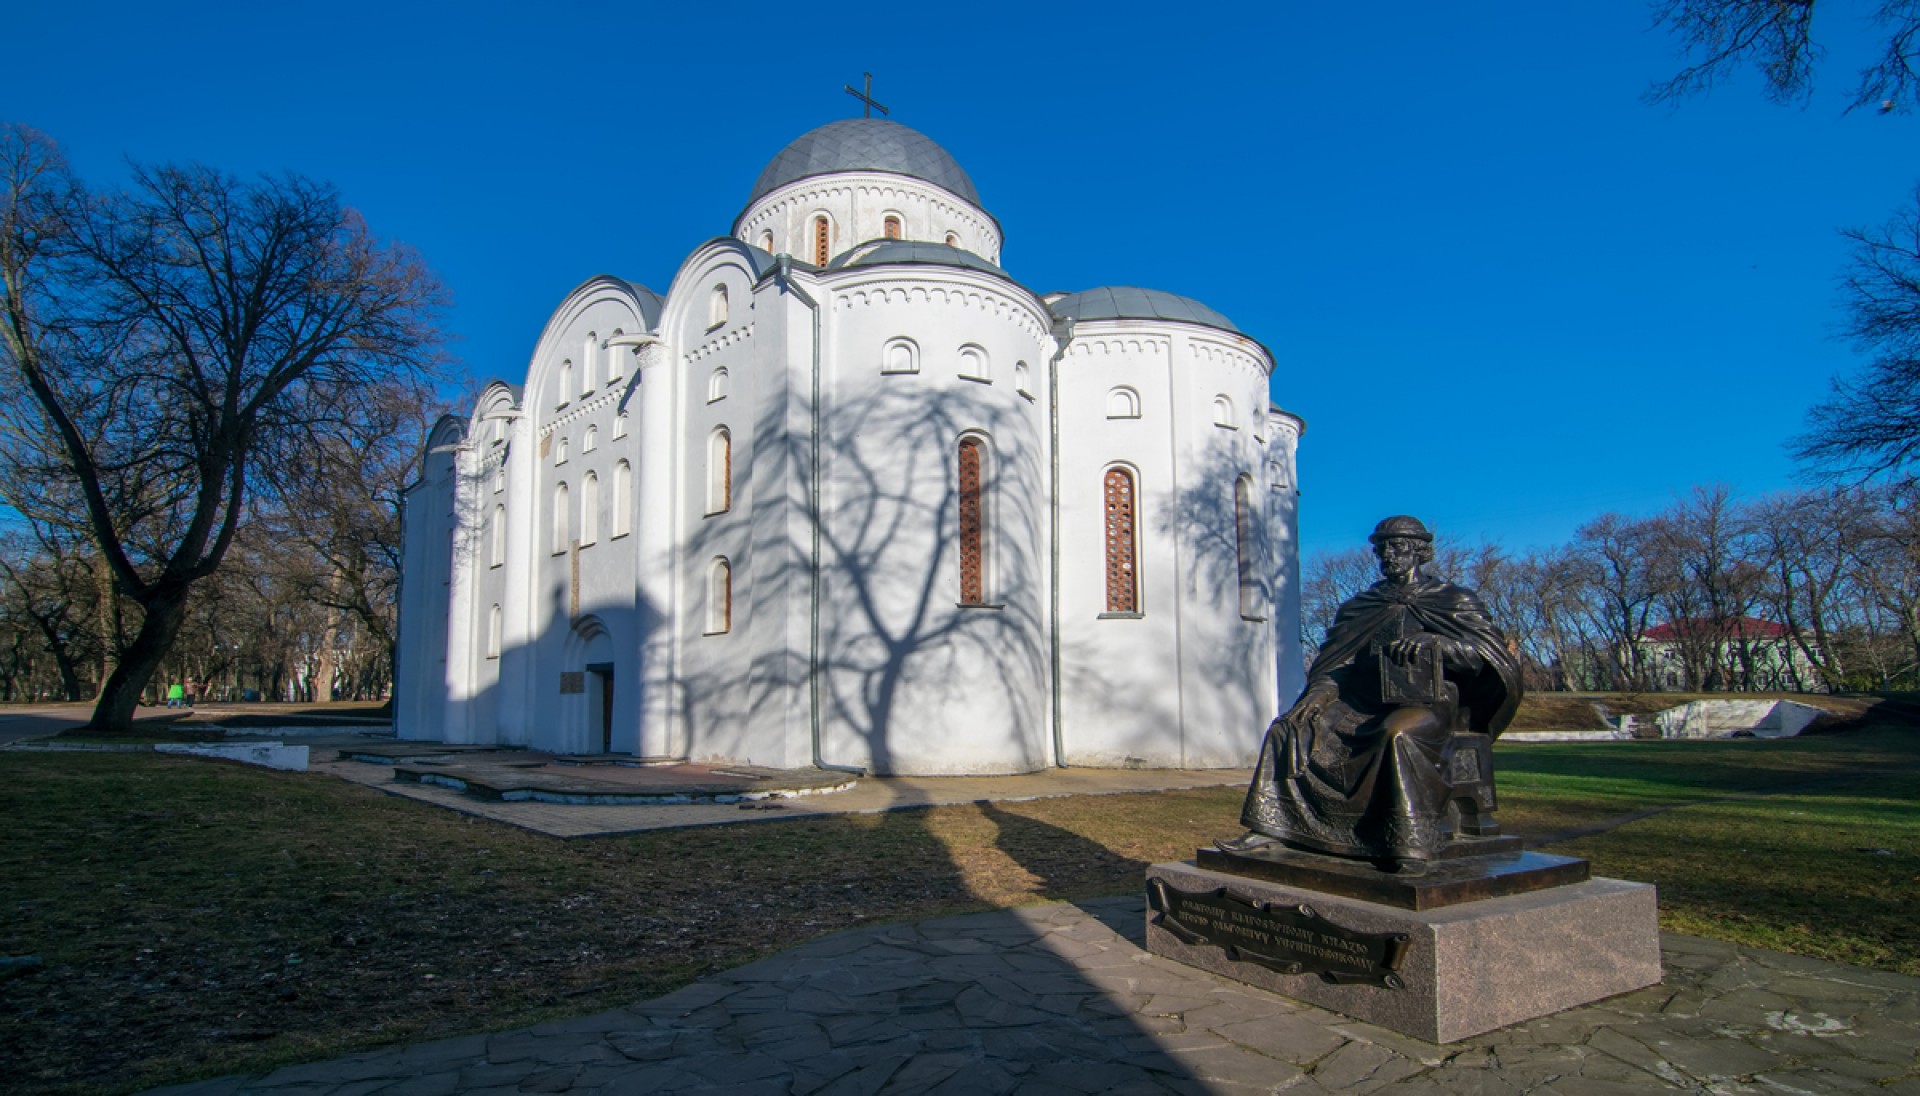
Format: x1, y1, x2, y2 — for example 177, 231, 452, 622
748, 118, 981, 207
1046, 286, 1240, 334
827, 239, 1007, 277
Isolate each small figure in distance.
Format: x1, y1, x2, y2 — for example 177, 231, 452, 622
1219, 516, 1523, 873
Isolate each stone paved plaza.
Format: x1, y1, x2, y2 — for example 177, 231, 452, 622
149, 895, 1920, 1095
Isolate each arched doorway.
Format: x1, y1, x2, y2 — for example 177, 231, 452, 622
567, 618, 616, 755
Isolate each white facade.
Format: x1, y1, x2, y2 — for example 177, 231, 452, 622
397, 118, 1305, 774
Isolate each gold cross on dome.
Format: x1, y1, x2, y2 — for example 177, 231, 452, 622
844, 72, 889, 118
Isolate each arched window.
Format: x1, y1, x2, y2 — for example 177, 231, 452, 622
491, 504, 506, 568
558, 360, 573, 407
708, 284, 728, 329
944, 231, 959, 248
581, 472, 600, 546
582, 334, 597, 393
958, 345, 989, 382
1104, 467, 1139, 614
555, 436, 568, 465
583, 426, 598, 453
1014, 361, 1032, 396
607, 329, 626, 383
759, 230, 774, 253
1213, 395, 1236, 429
707, 427, 732, 514
1235, 476, 1259, 618
882, 337, 919, 375
958, 437, 987, 604
708, 557, 732, 634
708, 366, 729, 403
812, 215, 831, 266
613, 460, 633, 538
552, 482, 570, 555
883, 214, 902, 240
493, 465, 506, 494
613, 411, 629, 439
487, 605, 502, 659
1107, 387, 1141, 419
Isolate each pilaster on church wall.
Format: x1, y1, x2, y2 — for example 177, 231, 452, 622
720, 274, 818, 770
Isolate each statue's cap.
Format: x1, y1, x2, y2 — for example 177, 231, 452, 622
1368, 515, 1434, 544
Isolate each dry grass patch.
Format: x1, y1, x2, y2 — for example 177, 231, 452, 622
4, 725, 1916, 1094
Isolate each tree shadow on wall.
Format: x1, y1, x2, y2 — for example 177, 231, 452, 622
676, 378, 1101, 775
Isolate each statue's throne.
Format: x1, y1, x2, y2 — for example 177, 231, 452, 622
1443, 731, 1500, 838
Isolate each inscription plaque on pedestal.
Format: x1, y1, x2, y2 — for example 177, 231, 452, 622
1147, 877, 1410, 989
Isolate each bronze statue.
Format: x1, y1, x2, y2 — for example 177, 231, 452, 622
1222, 516, 1523, 872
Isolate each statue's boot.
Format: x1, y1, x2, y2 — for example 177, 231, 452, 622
1214, 831, 1278, 853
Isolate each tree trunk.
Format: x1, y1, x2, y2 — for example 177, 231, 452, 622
88, 586, 192, 732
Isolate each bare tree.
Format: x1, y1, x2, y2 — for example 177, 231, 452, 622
1794, 190, 1920, 476
1649, 0, 1920, 112
0, 124, 446, 731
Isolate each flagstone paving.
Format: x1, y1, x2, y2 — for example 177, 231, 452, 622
146, 896, 1920, 1095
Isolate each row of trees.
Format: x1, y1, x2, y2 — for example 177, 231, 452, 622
1304, 482, 1920, 694
0, 392, 429, 705
0, 124, 446, 724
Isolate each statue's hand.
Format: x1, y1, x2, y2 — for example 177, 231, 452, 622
1387, 633, 1454, 666
1292, 681, 1336, 720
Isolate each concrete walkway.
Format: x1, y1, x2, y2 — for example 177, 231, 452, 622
313, 752, 1254, 838
147, 895, 1920, 1095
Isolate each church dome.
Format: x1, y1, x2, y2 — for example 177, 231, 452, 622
1047, 286, 1240, 335
748, 118, 982, 206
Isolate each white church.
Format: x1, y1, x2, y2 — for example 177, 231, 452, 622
396, 116, 1306, 775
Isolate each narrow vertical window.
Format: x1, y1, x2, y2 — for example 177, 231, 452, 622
581, 472, 600, 546
759, 230, 774, 253
708, 558, 732, 634
583, 426, 598, 453
1104, 468, 1139, 614
491, 504, 506, 568
707, 427, 732, 514
558, 360, 573, 407
607, 329, 626, 382
944, 231, 959, 248
708, 366, 729, 402
552, 482, 570, 555
958, 438, 986, 604
1213, 395, 1236, 429
613, 460, 632, 537
883, 214, 902, 240
1235, 476, 1258, 618
813, 216, 830, 265
613, 411, 629, 439
487, 605, 502, 659
708, 284, 728, 329
582, 334, 597, 393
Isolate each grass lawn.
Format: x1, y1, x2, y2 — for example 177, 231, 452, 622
2, 725, 1916, 1094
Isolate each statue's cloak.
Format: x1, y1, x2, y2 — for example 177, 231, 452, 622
1240, 577, 1523, 860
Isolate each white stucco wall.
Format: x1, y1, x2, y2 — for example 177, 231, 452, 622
398, 135, 1304, 776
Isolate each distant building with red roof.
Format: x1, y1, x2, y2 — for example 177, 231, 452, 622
1633, 616, 1820, 692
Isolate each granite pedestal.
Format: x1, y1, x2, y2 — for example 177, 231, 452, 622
1144, 858, 1662, 1044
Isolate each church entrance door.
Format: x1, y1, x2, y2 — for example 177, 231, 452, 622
586, 662, 614, 754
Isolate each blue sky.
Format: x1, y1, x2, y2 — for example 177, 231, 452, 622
7, 1, 1915, 561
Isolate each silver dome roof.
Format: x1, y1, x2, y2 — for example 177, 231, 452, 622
748, 118, 981, 207
1047, 286, 1240, 334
